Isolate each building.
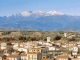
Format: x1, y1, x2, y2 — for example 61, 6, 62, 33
0, 42, 7, 49
56, 55, 70, 60
20, 53, 27, 60
7, 54, 18, 60
28, 47, 49, 53
42, 58, 54, 60
27, 52, 42, 60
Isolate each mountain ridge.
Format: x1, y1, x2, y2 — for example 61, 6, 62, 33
0, 10, 80, 31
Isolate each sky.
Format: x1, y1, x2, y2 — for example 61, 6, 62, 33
0, 0, 80, 16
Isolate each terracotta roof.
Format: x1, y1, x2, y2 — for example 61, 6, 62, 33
56, 55, 69, 58
20, 53, 27, 56
3, 58, 10, 60
67, 42, 76, 44
71, 58, 80, 60
28, 52, 39, 54
31, 48, 42, 49
42, 58, 54, 60
0, 49, 7, 51
7, 54, 18, 58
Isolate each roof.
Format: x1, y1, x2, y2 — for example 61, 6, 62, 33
68, 42, 76, 44
42, 53, 47, 56
4, 59, 10, 60
3, 58, 10, 60
7, 54, 18, 58
71, 58, 80, 60
56, 55, 69, 59
20, 53, 27, 56
30, 48, 42, 50
0, 49, 7, 51
28, 52, 39, 54
42, 58, 54, 60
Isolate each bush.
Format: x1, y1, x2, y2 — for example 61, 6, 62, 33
54, 35, 62, 40
2, 31, 11, 35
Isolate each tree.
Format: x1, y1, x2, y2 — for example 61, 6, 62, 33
54, 35, 62, 40
2, 55, 7, 59
68, 37, 76, 42
2, 31, 11, 35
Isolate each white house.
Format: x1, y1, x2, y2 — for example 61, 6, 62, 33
0, 42, 7, 49
18, 47, 28, 54
48, 46, 56, 51
73, 46, 78, 52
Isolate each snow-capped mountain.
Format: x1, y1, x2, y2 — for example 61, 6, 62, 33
13, 10, 64, 17
47, 11, 64, 15
0, 10, 80, 31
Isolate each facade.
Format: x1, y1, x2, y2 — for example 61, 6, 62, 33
28, 47, 49, 53
20, 53, 27, 60
56, 55, 70, 60
0, 42, 7, 49
27, 52, 42, 60
42, 58, 54, 60
7, 54, 18, 60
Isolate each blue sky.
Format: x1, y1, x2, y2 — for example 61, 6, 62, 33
0, 0, 80, 16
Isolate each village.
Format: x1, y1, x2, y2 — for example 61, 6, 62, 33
0, 31, 80, 60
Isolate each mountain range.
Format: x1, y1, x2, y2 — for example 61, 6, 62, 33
0, 10, 80, 31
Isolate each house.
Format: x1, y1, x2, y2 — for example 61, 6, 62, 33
42, 53, 48, 59
27, 52, 42, 60
12, 42, 19, 50
72, 51, 78, 58
0, 49, 7, 54
28, 48, 42, 53
0, 57, 2, 60
42, 58, 54, 60
48, 46, 56, 51
7, 54, 18, 60
56, 55, 70, 60
7, 42, 13, 50
71, 58, 80, 60
66, 42, 77, 47
18, 47, 28, 54
68, 46, 78, 52
55, 42, 61, 47
71, 46, 78, 58
68, 46, 74, 51
18, 42, 26, 47
61, 43, 67, 48
0, 42, 7, 49
77, 54, 80, 58
28, 47, 49, 53
20, 53, 27, 60
72, 46, 78, 52
44, 42, 52, 46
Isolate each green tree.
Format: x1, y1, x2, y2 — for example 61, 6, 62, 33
2, 31, 11, 35
54, 35, 62, 40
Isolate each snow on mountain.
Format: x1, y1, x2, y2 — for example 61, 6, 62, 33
20, 11, 32, 16
33, 10, 43, 14
13, 10, 64, 17
47, 11, 64, 15
1, 10, 80, 31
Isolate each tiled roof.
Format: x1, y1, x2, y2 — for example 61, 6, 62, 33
42, 58, 54, 60
7, 54, 18, 58
20, 53, 27, 56
28, 52, 39, 54
56, 55, 69, 58
71, 58, 80, 60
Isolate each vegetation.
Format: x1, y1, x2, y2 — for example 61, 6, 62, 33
0, 30, 80, 42
54, 35, 62, 40
2, 31, 11, 35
